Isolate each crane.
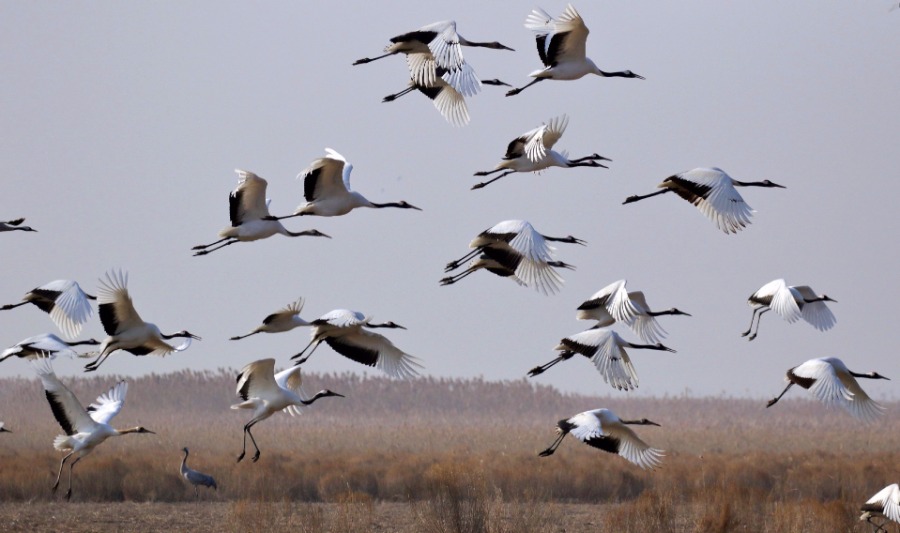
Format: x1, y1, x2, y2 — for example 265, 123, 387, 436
83, 269, 200, 372
506, 4, 644, 97
860, 484, 900, 532
192, 169, 330, 256
623, 167, 786, 234
742, 279, 836, 340
1, 333, 99, 363
766, 357, 888, 422
1, 279, 95, 340
232, 358, 344, 462
0, 217, 37, 232
539, 408, 663, 469
471, 114, 610, 189
290, 309, 422, 379
528, 327, 675, 391
180, 447, 218, 497
230, 297, 310, 341
576, 280, 690, 343
32, 356, 154, 500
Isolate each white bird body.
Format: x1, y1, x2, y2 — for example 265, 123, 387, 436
441, 219, 584, 295
528, 327, 675, 390
0, 333, 99, 362
539, 408, 664, 469
743, 279, 836, 340
623, 167, 785, 234
506, 4, 644, 96
291, 309, 422, 379
230, 298, 310, 340
472, 115, 609, 189
861, 483, 900, 527
767, 357, 888, 422
32, 357, 154, 500
231, 358, 344, 462
192, 170, 329, 256
576, 280, 690, 343
1, 279, 95, 340
84, 270, 199, 372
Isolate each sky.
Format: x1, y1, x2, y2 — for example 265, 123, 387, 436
0, 1, 898, 398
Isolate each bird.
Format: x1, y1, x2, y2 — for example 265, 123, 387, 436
0, 333, 99, 363
528, 328, 676, 391
742, 279, 836, 340
263, 149, 421, 219
1, 279, 96, 340
471, 114, 610, 189
180, 447, 218, 497
231, 358, 345, 463
622, 167, 786, 234
576, 280, 691, 343
32, 357, 154, 501
860, 484, 900, 532
381, 59, 510, 126
352, 19, 514, 95
0, 422, 10, 433
230, 297, 310, 341
192, 169, 330, 256
538, 408, 664, 470
290, 309, 422, 379
83, 269, 200, 372
766, 357, 888, 422
442, 219, 584, 295
506, 4, 644, 97
0, 217, 37, 232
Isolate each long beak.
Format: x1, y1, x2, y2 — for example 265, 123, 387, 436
189, 333, 202, 341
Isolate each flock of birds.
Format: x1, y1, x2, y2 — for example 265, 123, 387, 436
0, 4, 895, 528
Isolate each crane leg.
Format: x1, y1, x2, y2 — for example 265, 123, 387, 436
193, 239, 238, 256
506, 78, 544, 97
766, 382, 793, 408
65, 456, 82, 501
191, 237, 229, 250
527, 353, 573, 377
538, 432, 567, 457
439, 266, 479, 286
471, 170, 515, 190
570, 153, 612, 163
445, 248, 481, 273
382, 86, 416, 103
352, 52, 393, 66
238, 419, 263, 463
291, 339, 322, 364
52, 451, 75, 491
84, 350, 112, 372
747, 309, 769, 341
0, 301, 28, 311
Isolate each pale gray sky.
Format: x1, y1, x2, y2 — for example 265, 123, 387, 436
1, 1, 897, 398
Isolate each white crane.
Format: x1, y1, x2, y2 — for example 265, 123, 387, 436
506, 4, 644, 97
539, 408, 664, 469
230, 297, 310, 341
766, 357, 888, 422
1, 279, 95, 340
0, 217, 37, 232
0, 422, 9, 433
381, 58, 510, 127
528, 328, 675, 391
623, 167, 786, 234
742, 279, 836, 340
180, 447, 217, 497
352, 19, 513, 97
1, 333, 99, 363
32, 357, 155, 501
471, 114, 610, 189
232, 358, 344, 462
290, 309, 422, 379
576, 280, 690, 344
861, 484, 900, 532
83, 269, 200, 372
192, 169, 330, 256
263, 149, 421, 219
441, 219, 584, 295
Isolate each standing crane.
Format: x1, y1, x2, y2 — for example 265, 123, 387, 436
766, 357, 888, 422
528, 328, 675, 391
180, 447, 218, 497
290, 309, 422, 380
1, 333, 99, 363
32, 357, 155, 501
232, 358, 344, 463
0, 218, 37, 232
1, 279, 95, 340
192, 169, 330, 256
230, 297, 310, 341
742, 279, 836, 340
622, 167, 786, 234
84, 269, 200, 372
471, 115, 610, 189
506, 4, 644, 97
538, 408, 663, 469
576, 280, 690, 344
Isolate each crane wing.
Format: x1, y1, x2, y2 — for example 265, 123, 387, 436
866, 484, 900, 522
833, 367, 885, 422
231, 170, 271, 224
235, 358, 278, 401
522, 124, 549, 163
86, 380, 127, 425
314, 309, 367, 328
597, 420, 663, 470
38, 280, 93, 341
275, 364, 307, 416
526, 4, 589, 66
625, 292, 668, 343
792, 286, 836, 331
673, 168, 754, 233
299, 149, 352, 204
793, 359, 854, 407
405, 52, 439, 88
324, 330, 422, 379
32, 357, 99, 436
589, 330, 639, 391
422, 20, 465, 73
97, 270, 144, 336
441, 62, 481, 98
417, 79, 470, 127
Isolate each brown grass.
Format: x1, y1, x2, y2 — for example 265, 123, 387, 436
0, 370, 898, 532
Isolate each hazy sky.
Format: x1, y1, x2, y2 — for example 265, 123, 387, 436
1, 1, 897, 398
